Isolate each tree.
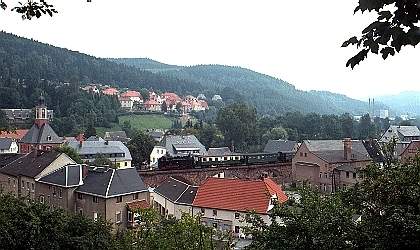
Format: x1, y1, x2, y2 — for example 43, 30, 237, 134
343, 1, 420, 68
55, 146, 83, 164
84, 124, 97, 138
262, 126, 288, 143
92, 154, 114, 168
358, 114, 375, 139
0, 110, 13, 133
127, 131, 155, 167
161, 101, 168, 113
216, 102, 257, 151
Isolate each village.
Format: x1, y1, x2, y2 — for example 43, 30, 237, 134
1, 93, 420, 246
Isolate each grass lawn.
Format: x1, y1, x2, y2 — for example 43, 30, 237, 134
118, 114, 175, 131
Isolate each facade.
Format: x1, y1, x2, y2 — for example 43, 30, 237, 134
400, 140, 420, 162
379, 125, 420, 156
119, 91, 143, 110
19, 96, 63, 153
1, 108, 53, 125
150, 135, 206, 166
144, 100, 161, 112
0, 138, 19, 154
36, 165, 150, 230
152, 176, 197, 218
0, 129, 29, 140
66, 136, 132, 168
192, 177, 288, 237
292, 139, 372, 192
0, 150, 75, 199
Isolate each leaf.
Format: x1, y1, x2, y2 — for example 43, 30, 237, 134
342, 37, 359, 47
378, 11, 392, 21
346, 49, 369, 69
362, 21, 381, 34
380, 47, 395, 60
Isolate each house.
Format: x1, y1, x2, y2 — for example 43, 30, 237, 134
148, 130, 165, 142
0, 150, 75, 200
264, 139, 298, 161
150, 135, 206, 166
66, 136, 132, 168
379, 125, 420, 155
162, 92, 181, 107
119, 96, 134, 110
197, 94, 207, 100
119, 91, 143, 110
36, 165, 150, 230
211, 95, 223, 101
102, 87, 119, 96
1, 108, 53, 126
152, 176, 198, 218
0, 129, 29, 140
192, 177, 288, 237
144, 99, 161, 112
19, 96, 64, 153
400, 140, 420, 162
149, 91, 164, 104
81, 84, 100, 94
104, 131, 130, 143
0, 138, 19, 154
74, 167, 149, 230
181, 101, 192, 113
292, 139, 372, 192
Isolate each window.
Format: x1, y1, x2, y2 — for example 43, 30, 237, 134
21, 180, 24, 189
116, 196, 122, 203
125, 162, 128, 167
77, 193, 83, 200
79, 209, 83, 216
93, 196, 99, 203
133, 193, 139, 200
346, 171, 350, 178
47, 135, 52, 141
201, 208, 205, 215
116, 211, 122, 223
8, 177, 10, 185
93, 212, 98, 222
300, 152, 303, 157
235, 226, 240, 234
212, 223, 217, 229
53, 187, 56, 197
304, 153, 307, 157
31, 183, 35, 191
353, 173, 357, 179
58, 188, 62, 198
128, 211, 133, 222
26, 182, 29, 190
39, 195, 44, 203
235, 213, 240, 219
324, 173, 328, 179
213, 209, 217, 216
13, 179, 15, 187
319, 172, 322, 178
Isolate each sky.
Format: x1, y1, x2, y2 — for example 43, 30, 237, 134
1, 0, 419, 100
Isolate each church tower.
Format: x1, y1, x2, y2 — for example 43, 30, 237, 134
34, 95, 48, 127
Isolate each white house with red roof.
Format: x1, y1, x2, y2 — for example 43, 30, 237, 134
192, 177, 288, 237
144, 99, 161, 112
102, 87, 119, 96
119, 90, 143, 110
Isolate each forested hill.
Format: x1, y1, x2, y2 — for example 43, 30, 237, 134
112, 58, 385, 115
0, 31, 383, 115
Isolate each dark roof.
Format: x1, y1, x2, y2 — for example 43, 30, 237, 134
104, 131, 129, 142
159, 135, 206, 156
264, 140, 296, 153
76, 167, 147, 198
0, 138, 13, 150
362, 140, 385, 163
0, 154, 25, 168
0, 151, 61, 178
304, 140, 371, 163
335, 164, 359, 173
21, 123, 62, 144
154, 176, 197, 205
206, 147, 234, 156
38, 164, 83, 187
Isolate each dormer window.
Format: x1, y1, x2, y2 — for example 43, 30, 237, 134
47, 135, 52, 141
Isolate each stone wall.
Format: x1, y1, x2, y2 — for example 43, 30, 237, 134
139, 162, 292, 188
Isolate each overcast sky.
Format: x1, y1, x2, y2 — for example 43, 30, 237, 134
1, 0, 419, 100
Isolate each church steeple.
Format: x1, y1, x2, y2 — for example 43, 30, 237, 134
34, 94, 48, 127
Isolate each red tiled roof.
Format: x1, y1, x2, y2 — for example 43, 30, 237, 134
0, 129, 29, 140
127, 199, 150, 211
121, 90, 142, 99
144, 100, 159, 106
193, 177, 287, 214
102, 88, 119, 95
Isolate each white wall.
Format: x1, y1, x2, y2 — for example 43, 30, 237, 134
150, 146, 166, 165
0, 141, 18, 154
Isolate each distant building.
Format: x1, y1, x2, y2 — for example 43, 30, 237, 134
379, 109, 389, 119
211, 95, 222, 101
197, 94, 207, 100
400, 140, 420, 162
104, 131, 130, 143
0, 129, 29, 140
119, 91, 143, 110
152, 176, 198, 218
292, 139, 372, 192
102, 87, 119, 96
264, 139, 298, 161
19, 96, 63, 153
66, 136, 132, 168
379, 125, 420, 156
144, 100, 161, 112
0, 138, 18, 154
148, 130, 165, 142
1, 108, 53, 125
149, 135, 206, 166
192, 177, 288, 237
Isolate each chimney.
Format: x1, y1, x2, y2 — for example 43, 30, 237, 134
76, 133, 85, 147
343, 138, 352, 160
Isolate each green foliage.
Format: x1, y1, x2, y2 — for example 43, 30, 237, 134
55, 146, 83, 164
84, 123, 97, 138
246, 158, 420, 249
93, 154, 115, 168
116, 208, 231, 250
0, 110, 13, 132
0, 194, 114, 249
216, 102, 257, 151
127, 131, 155, 166
343, 1, 420, 68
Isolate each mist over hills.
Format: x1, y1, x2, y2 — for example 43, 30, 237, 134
0, 31, 384, 116
376, 91, 420, 116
